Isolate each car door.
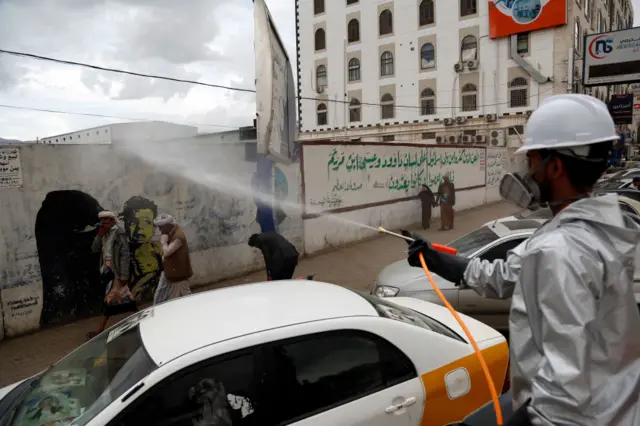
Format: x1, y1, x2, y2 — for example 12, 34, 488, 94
458, 237, 527, 317
264, 329, 424, 426
107, 347, 271, 426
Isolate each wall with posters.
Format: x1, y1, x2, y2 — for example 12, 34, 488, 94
302, 142, 488, 254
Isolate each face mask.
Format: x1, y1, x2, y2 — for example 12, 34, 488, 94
499, 156, 552, 209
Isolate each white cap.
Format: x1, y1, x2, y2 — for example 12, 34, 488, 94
98, 211, 117, 219
517, 94, 619, 156
153, 213, 176, 226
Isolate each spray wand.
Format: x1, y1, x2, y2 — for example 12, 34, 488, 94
377, 226, 504, 426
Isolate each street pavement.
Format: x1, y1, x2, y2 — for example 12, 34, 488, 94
0, 201, 517, 387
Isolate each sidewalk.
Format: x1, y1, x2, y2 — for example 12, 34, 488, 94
0, 201, 517, 387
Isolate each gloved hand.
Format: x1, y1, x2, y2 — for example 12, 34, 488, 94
503, 399, 533, 426
401, 230, 470, 286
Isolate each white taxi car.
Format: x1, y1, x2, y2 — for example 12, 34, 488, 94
0, 281, 508, 426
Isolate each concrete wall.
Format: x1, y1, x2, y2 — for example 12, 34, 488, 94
0, 140, 302, 339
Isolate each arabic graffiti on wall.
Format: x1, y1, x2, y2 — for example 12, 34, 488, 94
0, 148, 23, 188
486, 148, 508, 188
426, 147, 486, 190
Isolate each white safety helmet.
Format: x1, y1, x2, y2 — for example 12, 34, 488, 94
517, 94, 619, 158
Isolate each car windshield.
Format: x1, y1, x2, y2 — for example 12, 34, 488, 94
608, 170, 628, 179
599, 180, 629, 189
3, 317, 156, 426
514, 208, 552, 220
356, 291, 465, 343
447, 226, 499, 258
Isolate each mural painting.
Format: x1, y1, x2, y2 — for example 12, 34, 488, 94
121, 196, 163, 302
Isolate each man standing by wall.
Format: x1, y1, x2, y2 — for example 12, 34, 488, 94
437, 175, 456, 230
153, 214, 194, 305
248, 232, 299, 280
418, 184, 436, 229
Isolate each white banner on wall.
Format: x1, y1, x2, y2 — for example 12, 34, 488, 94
303, 144, 486, 213
486, 148, 508, 188
0, 148, 23, 189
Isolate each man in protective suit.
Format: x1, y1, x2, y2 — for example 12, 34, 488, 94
406, 94, 640, 425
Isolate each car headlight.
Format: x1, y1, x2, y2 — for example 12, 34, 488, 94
374, 285, 399, 298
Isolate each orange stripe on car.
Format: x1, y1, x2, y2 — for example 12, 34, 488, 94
419, 341, 509, 426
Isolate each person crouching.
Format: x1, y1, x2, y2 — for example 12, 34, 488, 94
153, 214, 194, 304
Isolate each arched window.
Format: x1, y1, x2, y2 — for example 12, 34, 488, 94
461, 35, 478, 62
508, 77, 528, 108
574, 19, 581, 52
348, 58, 361, 82
381, 93, 395, 119
379, 10, 393, 35
584, 0, 591, 20
380, 51, 394, 76
316, 65, 327, 89
420, 43, 435, 69
421, 88, 436, 115
314, 0, 324, 15
315, 28, 326, 51
461, 83, 477, 112
317, 103, 328, 125
347, 19, 360, 43
419, 0, 434, 26
349, 98, 361, 122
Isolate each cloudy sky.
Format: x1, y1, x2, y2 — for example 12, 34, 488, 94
0, 0, 638, 141
0, 0, 294, 141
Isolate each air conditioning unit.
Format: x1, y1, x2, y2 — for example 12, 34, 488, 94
467, 59, 479, 70
456, 116, 467, 124
454, 62, 464, 73
525, 110, 533, 118
435, 135, 445, 144
448, 135, 457, 144
485, 113, 498, 122
475, 134, 486, 144
461, 135, 473, 144
443, 117, 454, 126
490, 129, 506, 147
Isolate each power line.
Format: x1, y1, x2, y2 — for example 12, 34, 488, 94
0, 104, 238, 129
0, 47, 561, 111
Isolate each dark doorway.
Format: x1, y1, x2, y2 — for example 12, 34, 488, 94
36, 190, 104, 325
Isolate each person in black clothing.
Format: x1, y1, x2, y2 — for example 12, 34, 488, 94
248, 232, 299, 280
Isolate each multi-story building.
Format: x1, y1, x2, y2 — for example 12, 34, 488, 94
295, 0, 634, 144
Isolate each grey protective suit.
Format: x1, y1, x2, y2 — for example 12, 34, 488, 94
462, 194, 640, 425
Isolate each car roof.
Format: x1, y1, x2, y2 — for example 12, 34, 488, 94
138, 280, 378, 364
485, 220, 540, 238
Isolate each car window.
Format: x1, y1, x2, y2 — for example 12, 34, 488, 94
447, 226, 499, 258
479, 238, 526, 262
110, 350, 263, 426
270, 330, 416, 424
619, 202, 639, 215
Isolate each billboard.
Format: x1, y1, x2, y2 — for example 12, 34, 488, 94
608, 94, 633, 125
583, 27, 640, 86
488, 0, 567, 39
254, 0, 296, 164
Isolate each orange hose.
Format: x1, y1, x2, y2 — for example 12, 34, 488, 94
418, 252, 504, 426
431, 243, 458, 255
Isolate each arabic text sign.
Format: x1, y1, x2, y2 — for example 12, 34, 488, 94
0, 148, 23, 189
489, 0, 567, 39
304, 144, 428, 211
583, 27, 640, 86
486, 148, 508, 188
426, 147, 486, 191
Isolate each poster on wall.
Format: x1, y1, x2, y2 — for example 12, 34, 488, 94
0, 147, 23, 188
303, 144, 428, 212
486, 148, 508, 188
488, 0, 567, 39
426, 147, 486, 190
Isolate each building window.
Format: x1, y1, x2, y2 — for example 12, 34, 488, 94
515, 33, 529, 55
348, 58, 361, 81
508, 77, 528, 108
316, 65, 327, 89
347, 19, 360, 43
574, 20, 581, 53
461, 35, 478, 62
422, 132, 436, 139
315, 28, 326, 51
461, 83, 477, 112
421, 88, 436, 115
349, 98, 361, 122
314, 0, 324, 15
380, 51, 394, 76
597, 11, 602, 32
381, 93, 395, 119
584, 0, 590, 20
420, 43, 435, 69
347, 0, 358, 4
379, 9, 393, 36
419, 0, 435, 26
382, 135, 395, 141
317, 103, 328, 125
461, 0, 477, 16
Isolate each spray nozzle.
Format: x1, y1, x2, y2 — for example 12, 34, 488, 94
378, 227, 458, 255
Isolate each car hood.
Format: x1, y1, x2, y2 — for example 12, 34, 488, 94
377, 259, 457, 292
